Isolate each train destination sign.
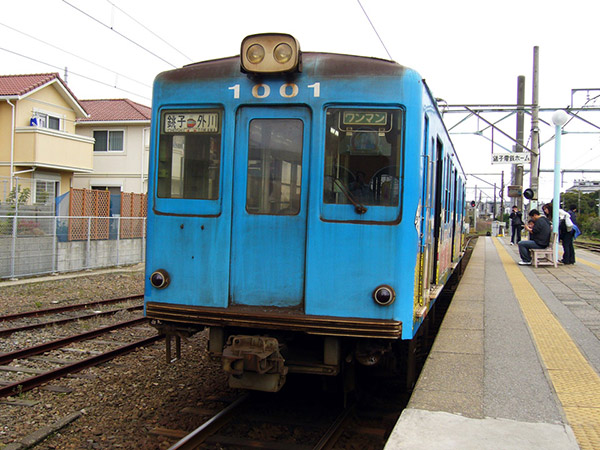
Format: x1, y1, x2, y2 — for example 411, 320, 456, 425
164, 112, 219, 133
491, 152, 531, 165
342, 111, 388, 126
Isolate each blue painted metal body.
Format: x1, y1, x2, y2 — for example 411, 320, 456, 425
145, 53, 465, 341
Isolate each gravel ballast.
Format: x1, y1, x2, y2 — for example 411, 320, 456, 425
0, 268, 234, 450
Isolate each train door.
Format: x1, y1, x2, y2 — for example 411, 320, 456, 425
420, 117, 432, 301
451, 169, 458, 261
230, 107, 310, 307
429, 138, 443, 286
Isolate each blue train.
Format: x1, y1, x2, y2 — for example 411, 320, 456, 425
145, 33, 466, 392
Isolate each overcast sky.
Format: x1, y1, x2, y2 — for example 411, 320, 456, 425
2, 0, 599, 202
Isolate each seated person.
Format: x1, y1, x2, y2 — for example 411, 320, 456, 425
517, 209, 551, 265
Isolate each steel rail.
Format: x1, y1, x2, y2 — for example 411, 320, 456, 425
0, 333, 163, 398
312, 403, 356, 450
0, 317, 147, 365
0, 294, 143, 322
167, 394, 250, 450
574, 241, 600, 253
0, 305, 143, 337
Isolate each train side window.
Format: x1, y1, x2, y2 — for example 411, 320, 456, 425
323, 108, 403, 207
246, 118, 303, 215
157, 109, 222, 199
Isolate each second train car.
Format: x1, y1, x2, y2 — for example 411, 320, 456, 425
145, 33, 466, 392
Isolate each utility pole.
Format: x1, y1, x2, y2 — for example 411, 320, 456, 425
529, 46, 540, 209
515, 75, 525, 211
500, 171, 505, 220
474, 185, 477, 232
493, 183, 497, 219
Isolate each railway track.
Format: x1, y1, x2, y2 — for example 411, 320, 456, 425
574, 240, 600, 253
0, 294, 143, 337
154, 387, 391, 450
0, 295, 162, 399
0, 294, 143, 322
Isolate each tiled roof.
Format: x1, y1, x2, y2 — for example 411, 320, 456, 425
0, 72, 87, 117
0, 72, 74, 98
78, 99, 151, 122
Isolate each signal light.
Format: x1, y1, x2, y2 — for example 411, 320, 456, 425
523, 188, 535, 200
470, 200, 476, 207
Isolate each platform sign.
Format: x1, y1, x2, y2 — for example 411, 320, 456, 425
491, 152, 530, 164
507, 185, 523, 198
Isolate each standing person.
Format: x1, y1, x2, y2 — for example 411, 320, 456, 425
543, 202, 575, 265
560, 205, 578, 265
509, 206, 523, 245
517, 209, 552, 265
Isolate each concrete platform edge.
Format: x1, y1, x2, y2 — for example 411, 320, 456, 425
385, 408, 579, 450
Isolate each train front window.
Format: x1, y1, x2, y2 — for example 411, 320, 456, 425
246, 119, 303, 215
323, 108, 403, 207
157, 109, 222, 199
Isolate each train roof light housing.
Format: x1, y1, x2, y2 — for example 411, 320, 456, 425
241, 33, 301, 74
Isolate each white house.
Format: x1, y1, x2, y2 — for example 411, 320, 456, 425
74, 99, 151, 194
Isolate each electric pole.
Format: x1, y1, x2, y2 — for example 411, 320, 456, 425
529, 46, 540, 209
515, 75, 525, 211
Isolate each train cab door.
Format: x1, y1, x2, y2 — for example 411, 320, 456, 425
230, 107, 310, 307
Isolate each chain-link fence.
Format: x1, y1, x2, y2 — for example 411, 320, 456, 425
0, 215, 146, 279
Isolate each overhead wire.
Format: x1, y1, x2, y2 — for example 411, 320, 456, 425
356, 0, 393, 61
61, 0, 178, 68
0, 22, 151, 89
0, 46, 151, 101
104, 0, 193, 63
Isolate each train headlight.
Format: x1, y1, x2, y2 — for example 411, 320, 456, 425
273, 43, 293, 64
247, 44, 265, 64
373, 285, 395, 306
150, 269, 170, 289
241, 33, 301, 74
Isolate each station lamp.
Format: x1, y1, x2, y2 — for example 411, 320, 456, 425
241, 33, 301, 74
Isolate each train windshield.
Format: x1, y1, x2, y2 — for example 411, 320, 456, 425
323, 108, 403, 207
157, 109, 222, 199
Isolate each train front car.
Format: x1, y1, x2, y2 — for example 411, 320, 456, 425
145, 33, 465, 392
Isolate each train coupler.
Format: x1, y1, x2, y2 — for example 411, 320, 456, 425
222, 335, 288, 392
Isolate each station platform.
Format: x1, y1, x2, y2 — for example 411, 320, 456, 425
385, 236, 600, 450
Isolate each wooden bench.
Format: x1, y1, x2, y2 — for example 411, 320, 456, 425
530, 232, 558, 268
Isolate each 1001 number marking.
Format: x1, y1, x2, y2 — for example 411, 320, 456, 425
228, 82, 320, 99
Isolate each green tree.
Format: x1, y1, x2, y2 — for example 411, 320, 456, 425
561, 191, 599, 217
5, 186, 31, 206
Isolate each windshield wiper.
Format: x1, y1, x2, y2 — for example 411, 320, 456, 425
333, 178, 367, 215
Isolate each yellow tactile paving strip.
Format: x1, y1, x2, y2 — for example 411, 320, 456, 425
492, 238, 600, 450
578, 257, 600, 272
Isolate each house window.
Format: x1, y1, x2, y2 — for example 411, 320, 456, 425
94, 130, 124, 152
91, 186, 121, 196
35, 180, 58, 204
33, 112, 61, 131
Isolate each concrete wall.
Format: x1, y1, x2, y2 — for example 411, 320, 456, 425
0, 235, 144, 279
0, 236, 54, 277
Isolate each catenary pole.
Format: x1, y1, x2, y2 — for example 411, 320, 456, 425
529, 47, 540, 210
515, 75, 525, 211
